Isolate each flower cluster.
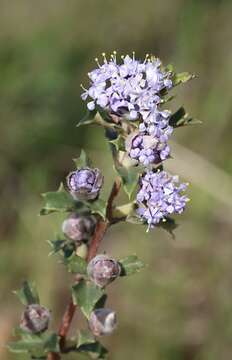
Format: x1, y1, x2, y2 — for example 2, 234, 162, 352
136, 170, 189, 228
81, 53, 172, 166
81, 53, 172, 117
126, 128, 172, 166
81, 53, 189, 226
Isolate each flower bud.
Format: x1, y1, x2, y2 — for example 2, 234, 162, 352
20, 304, 51, 334
67, 167, 103, 201
62, 213, 96, 243
87, 254, 121, 288
89, 308, 117, 336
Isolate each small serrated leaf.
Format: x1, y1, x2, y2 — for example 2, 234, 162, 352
77, 109, 97, 128
40, 183, 81, 215
115, 165, 139, 200
44, 333, 60, 353
77, 341, 108, 359
48, 239, 66, 255
72, 280, 105, 319
172, 72, 196, 86
119, 255, 145, 276
169, 107, 201, 128
85, 198, 107, 220
8, 335, 44, 354
8, 332, 60, 357
73, 149, 92, 168
14, 281, 40, 306
109, 135, 125, 151
77, 330, 95, 348
64, 253, 87, 275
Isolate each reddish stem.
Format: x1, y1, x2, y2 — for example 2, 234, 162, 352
47, 178, 121, 359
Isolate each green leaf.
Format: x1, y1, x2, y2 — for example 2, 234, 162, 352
169, 107, 201, 128
85, 198, 107, 220
72, 280, 105, 319
157, 217, 178, 238
77, 109, 97, 128
119, 255, 145, 276
8, 333, 44, 355
64, 253, 87, 274
77, 330, 95, 348
40, 183, 80, 215
94, 294, 108, 310
43, 333, 60, 353
8, 339, 43, 354
115, 165, 139, 199
73, 149, 91, 168
109, 135, 125, 151
172, 72, 196, 86
14, 281, 40, 305
77, 341, 108, 359
8, 333, 60, 357
48, 239, 66, 255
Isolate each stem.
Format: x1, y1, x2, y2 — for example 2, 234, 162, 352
47, 177, 121, 360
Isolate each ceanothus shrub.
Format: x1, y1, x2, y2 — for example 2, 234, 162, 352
9, 52, 198, 360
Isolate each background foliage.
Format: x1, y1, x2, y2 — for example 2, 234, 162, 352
0, 0, 232, 359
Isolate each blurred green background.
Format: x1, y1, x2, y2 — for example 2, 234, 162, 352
1, 0, 232, 359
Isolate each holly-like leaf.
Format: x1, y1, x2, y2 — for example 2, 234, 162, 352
169, 107, 201, 128
115, 165, 139, 199
109, 135, 125, 151
47, 239, 66, 255
157, 217, 178, 238
119, 255, 145, 276
64, 253, 87, 275
43, 333, 60, 353
8, 332, 60, 357
73, 149, 92, 168
77, 109, 97, 128
8, 338, 44, 354
40, 183, 81, 215
14, 281, 40, 306
72, 280, 105, 319
85, 198, 107, 220
77, 330, 95, 348
172, 72, 196, 86
77, 341, 108, 359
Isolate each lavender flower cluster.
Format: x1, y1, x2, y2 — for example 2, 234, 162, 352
81, 53, 173, 166
81, 53, 189, 229
137, 171, 189, 228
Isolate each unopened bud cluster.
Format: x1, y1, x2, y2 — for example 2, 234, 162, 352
20, 304, 51, 334
62, 213, 96, 243
67, 167, 103, 201
89, 308, 117, 336
87, 254, 121, 288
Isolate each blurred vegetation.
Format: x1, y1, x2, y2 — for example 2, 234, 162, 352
0, 0, 232, 359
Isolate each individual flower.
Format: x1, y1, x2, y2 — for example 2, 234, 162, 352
89, 308, 117, 336
20, 304, 51, 334
136, 170, 189, 229
81, 53, 172, 121
67, 167, 103, 201
62, 213, 96, 243
125, 130, 171, 166
87, 254, 121, 288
